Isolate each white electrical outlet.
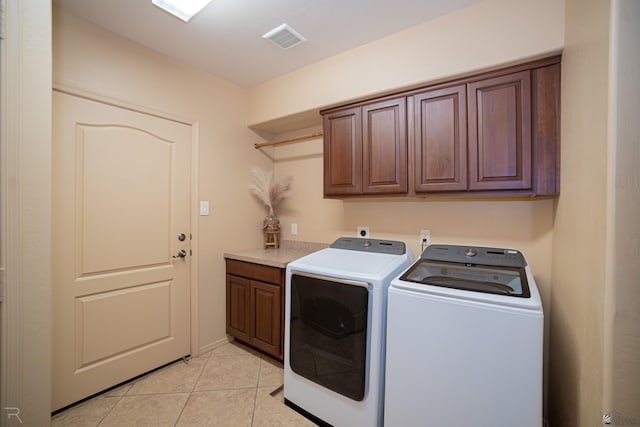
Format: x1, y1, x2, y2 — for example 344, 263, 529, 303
420, 229, 431, 247
357, 226, 370, 238
291, 223, 298, 235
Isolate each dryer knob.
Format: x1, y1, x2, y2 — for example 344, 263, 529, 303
465, 248, 478, 257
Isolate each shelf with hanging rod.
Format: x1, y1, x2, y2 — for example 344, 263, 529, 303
254, 131, 323, 149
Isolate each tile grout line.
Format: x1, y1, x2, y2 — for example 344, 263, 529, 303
173, 349, 214, 426
250, 357, 263, 426
96, 390, 127, 427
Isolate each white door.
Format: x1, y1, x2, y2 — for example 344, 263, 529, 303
52, 91, 192, 410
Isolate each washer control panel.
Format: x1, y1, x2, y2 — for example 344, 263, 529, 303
422, 244, 526, 268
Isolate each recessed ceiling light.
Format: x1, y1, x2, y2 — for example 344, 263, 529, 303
262, 24, 307, 50
152, 0, 213, 22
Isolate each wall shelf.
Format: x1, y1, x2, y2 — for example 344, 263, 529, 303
254, 132, 323, 149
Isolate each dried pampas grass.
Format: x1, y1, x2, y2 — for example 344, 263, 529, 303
249, 167, 293, 214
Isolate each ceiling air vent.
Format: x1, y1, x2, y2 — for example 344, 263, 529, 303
262, 23, 307, 49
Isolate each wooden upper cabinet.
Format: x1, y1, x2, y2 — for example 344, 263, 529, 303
362, 97, 407, 194
323, 98, 407, 196
412, 85, 467, 193
532, 62, 561, 196
467, 71, 532, 191
321, 56, 560, 198
323, 106, 362, 196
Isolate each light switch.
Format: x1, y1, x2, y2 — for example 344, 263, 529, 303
291, 223, 298, 235
199, 201, 209, 216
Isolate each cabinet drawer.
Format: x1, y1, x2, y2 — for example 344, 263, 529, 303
225, 259, 283, 285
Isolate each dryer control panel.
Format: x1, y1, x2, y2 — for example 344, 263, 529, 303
330, 237, 406, 255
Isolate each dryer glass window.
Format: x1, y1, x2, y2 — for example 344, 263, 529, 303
289, 273, 370, 401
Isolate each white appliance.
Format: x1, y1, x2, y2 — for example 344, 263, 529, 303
385, 244, 543, 427
284, 237, 413, 427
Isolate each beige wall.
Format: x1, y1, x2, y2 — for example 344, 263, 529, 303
550, 1, 640, 425
604, 0, 640, 421
249, 0, 565, 131
549, 0, 611, 425
53, 8, 275, 352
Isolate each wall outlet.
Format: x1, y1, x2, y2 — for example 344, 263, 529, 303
291, 223, 298, 235
420, 229, 431, 247
357, 226, 370, 238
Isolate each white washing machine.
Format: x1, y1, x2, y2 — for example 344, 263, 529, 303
385, 244, 543, 427
284, 237, 413, 427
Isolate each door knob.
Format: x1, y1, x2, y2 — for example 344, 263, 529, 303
173, 249, 187, 258
178, 233, 187, 241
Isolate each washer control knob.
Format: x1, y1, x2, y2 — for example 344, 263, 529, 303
464, 248, 478, 257
363, 240, 372, 247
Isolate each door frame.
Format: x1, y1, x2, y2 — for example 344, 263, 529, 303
1, 1, 53, 425
51, 85, 202, 358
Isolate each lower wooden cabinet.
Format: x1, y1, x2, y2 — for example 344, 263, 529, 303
226, 274, 252, 343
225, 259, 284, 360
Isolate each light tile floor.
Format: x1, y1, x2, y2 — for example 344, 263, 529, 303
51, 341, 315, 426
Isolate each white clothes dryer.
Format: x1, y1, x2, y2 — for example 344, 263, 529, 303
284, 237, 413, 427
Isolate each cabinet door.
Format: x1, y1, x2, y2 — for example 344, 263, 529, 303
532, 63, 561, 195
323, 107, 362, 195
226, 274, 251, 342
468, 71, 532, 190
250, 280, 282, 358
362, 97, 407, 194
413, 85, 467, 192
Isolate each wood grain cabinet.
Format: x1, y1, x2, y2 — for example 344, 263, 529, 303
323, 106, 362, 196
362, 97, 407, 194
411, 84, 468, 192
225, 259, 283, 359
467, 71, 532, 191
322, 56, 561, 197
324, 97, 407, 196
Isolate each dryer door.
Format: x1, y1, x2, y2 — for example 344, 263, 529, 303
289, 272, 370, 401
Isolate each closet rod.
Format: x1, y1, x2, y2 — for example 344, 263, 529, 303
254, 131, 323, 149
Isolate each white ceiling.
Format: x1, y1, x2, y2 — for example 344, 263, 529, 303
54, 0, 481, 89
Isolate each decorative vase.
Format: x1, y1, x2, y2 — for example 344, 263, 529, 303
263, 207, 280, 248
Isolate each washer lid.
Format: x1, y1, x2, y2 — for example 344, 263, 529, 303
399, 259, 530, 298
